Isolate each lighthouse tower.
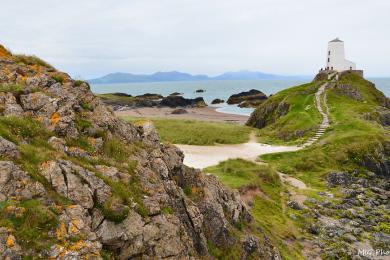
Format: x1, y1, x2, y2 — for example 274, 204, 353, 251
325, 38, 356, 72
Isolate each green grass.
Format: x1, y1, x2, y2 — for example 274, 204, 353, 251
260, 73, 389, 189
0, 200, 58, 253
13, 54, 54, 69
97, 93, 135, 106
123, 117, 252, 145
249, 83, 321, 145
204, 159, 303, 259
0, 83, 24, 95
52, 75, 65, 83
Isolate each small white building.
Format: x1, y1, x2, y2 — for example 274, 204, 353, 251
325, 38, 356, 72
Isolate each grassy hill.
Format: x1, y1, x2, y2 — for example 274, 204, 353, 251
247, 82, 321, 145
255, 72, 390, 188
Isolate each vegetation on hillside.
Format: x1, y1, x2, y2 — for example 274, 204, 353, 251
123, 117, 252, 145
247, 83, 321, 145
260, 72, 390, 188
204, 159, 305, 259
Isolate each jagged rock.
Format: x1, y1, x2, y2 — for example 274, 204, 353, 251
40, 160, 111, 208
288, 200, 303, 210
335, 84, 363, 101
0, 92, 24, 116
58, 205, 97, 240
66, 147, 92, 160
137, 121, 160, 145
95, 165, 130, 183
0, 161, 46, 201
20, 92, 52, 111
247, 100, 289, 129
48, 136, 68, 153
0, 49, 281, 259
0, 137, 19, 159
327, 172, 353, 187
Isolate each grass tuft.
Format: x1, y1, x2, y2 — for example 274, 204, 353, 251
124, 117, 252, 145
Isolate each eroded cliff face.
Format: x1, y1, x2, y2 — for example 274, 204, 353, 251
0, 48, 280, 259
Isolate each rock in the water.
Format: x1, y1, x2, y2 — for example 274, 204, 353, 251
160, 96, 206, 108
195, 89, 205, 93
135, 93, 163, 100
211, 98, 224, 104
169, 92, 183, 96
227, 89, 267, 107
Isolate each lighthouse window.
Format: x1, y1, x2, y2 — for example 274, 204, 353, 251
328, 51, 330, 55
328, 58, 330, 62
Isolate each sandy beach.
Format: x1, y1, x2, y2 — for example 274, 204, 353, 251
175, 132, 300, 169
115, 106, 249, 125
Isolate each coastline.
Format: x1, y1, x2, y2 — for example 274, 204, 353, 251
115, 106, 249, 125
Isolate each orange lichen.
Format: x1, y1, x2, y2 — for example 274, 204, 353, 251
0, 45, 11, 58
6, 235, 15, 248
50, 112, 60, 125
56, 221, 67, 241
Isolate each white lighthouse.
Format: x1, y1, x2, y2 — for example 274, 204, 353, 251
325, 38, 356, 72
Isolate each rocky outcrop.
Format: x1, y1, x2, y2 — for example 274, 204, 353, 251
334, 84, 363, 101
211, 98, 224, 104
227, 89, 267, 107
0, 161, 46, 201
169, 92, 183, 96
247, 99, 289, 128
99, 92, 207, 110
0, 46, 278, 258
0, 137, 19, 159
160, 96, 206, 108
306, 170, 390, 258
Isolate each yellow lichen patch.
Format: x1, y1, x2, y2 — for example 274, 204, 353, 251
51, 112, 60, 125
68, 240, 88, 251
56, 221, 67, 241
6, 235, 16, 248
68, 219, 81, 235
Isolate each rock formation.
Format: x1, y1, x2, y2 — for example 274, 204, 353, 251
227, 89, 267, 108
0, 45, 279, 259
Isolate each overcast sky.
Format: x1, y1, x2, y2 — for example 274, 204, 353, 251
1, 0, 389, 78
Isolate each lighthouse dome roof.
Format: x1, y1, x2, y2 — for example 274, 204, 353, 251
330, 37, 343, 43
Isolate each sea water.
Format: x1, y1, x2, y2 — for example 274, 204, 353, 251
91, 78, 390, 116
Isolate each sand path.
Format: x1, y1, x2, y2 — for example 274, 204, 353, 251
176, 79, 332, 170
176, 132, 300, 169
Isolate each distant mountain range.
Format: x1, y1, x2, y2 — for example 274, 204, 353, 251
88, 70, 309, 84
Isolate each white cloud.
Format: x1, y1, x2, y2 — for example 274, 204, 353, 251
1, 0, 389, 78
